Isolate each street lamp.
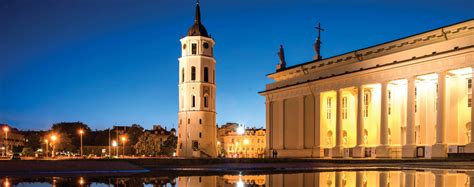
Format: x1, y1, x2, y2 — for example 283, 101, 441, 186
78, 129, 84, 157
51, 135, 57, 158
3, 126, 9, 156
112, 140, 118, 158
120, 136, 127, 157
44, 139, 49, 158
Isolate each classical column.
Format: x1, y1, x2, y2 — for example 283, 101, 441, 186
332, 89, 343, 158
377, 81, 390, 158
266, 99, 272, 156
379, 171, 389, 187
403, 76, 417, 158
404, 170, 416, 187
433, 171, 446, 187
356, 171, 364, 187
433, 71, 447, 158
313, 92, 322, 157
467, 68, 474, 152
353, 85, 365, 158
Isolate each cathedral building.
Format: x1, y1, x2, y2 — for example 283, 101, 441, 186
177, 2, 217, 158
260, 19, 474, 158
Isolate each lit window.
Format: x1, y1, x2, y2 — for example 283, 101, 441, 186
342, 96, 348, 119
191, 66, 196, 81
326, 97, 332, 119
415, 87, 417, 113
469, 78, 472, 107
364, 92, 369, 117
388, 90, 391, 115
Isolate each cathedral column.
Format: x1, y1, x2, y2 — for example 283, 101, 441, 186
313, 92, 323, 157
353, 85, 365, 158
433, 170, 446, 187
356, 171, 364, 187
266, 99, 272, 157
332, 89, 343, 158
466, 67, 474, 152
403, 76, 417, 158
433, 71, 447, 158
379, 171, 389, 187
377, 81, 390, 158
404, 170, 416, 187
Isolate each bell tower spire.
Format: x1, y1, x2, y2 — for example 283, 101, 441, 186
195, 0, 201, 23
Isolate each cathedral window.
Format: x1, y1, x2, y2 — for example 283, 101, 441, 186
364, 92, 369, 117
191, 66, 196, 81
326, 97, 332, 119
204, 67, 209, 82
468, 78, 472, 107
388, 90, 391, 115
192, 95, 196, 107
192, 43, 197, 55
181, 68, 185, 82
204, 96, 208, 108
342, 96, 348, 119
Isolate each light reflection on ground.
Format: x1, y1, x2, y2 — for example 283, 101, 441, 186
0, 169, 472, 186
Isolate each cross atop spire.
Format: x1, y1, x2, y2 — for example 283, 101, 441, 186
315, 22, 324, 40
313, 22, 324, 61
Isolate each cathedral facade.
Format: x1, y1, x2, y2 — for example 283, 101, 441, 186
260, 19, 474, 158
177, 2, 217, 158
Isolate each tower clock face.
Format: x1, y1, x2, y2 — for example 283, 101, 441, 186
203, 42, 209, 49
183, 44, 186, 50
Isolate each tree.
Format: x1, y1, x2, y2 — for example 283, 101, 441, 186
127, 124, 144, 153
159, 135, 177, 156
51, 122, 92, 153
134, 132, 161, 156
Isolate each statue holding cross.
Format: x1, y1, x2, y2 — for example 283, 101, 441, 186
313, 22, 324, 61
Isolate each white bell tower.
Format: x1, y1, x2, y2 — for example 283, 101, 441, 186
177, 1, 217, 158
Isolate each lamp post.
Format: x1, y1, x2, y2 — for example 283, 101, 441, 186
112, 140, 118, 158
120, 136, 127, 157
3, 126, 9, 156
78, 129, 84, 157
51, 135, 57, 158
45, 139, 49, 158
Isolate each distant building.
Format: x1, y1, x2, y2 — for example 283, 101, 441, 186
218, 124, 266, 158
0, 124, 26, 155
146, 125, 175, 145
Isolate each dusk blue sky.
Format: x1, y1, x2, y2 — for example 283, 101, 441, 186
0, 0, 472, 130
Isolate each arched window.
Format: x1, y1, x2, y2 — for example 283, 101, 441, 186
181, 68, 185, 82
192, 95, 196, 107
204, 67, 209, 82
191, 66, 196, 81
204, 96, 208, 108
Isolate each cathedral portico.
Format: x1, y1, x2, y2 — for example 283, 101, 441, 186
261, 19, 474, 159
